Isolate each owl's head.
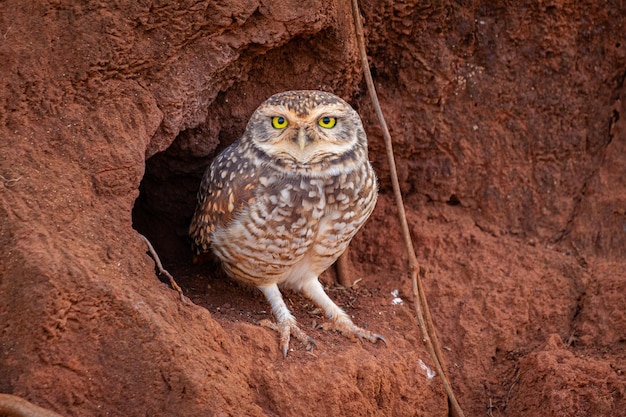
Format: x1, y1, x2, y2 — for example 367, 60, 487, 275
244, 90, 368, 173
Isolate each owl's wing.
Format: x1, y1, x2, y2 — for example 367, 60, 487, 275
189, 143, 258, 257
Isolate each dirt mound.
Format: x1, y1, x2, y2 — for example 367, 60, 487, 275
1, 1, 625, 416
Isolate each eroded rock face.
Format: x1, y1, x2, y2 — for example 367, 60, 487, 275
1, 1, 625, 416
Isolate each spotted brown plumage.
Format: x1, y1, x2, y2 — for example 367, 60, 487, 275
189, 90, 384, 356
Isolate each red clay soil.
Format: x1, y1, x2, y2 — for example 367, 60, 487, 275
1, 1, 625, 416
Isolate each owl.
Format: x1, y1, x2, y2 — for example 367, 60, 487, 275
189, 90, 385, 356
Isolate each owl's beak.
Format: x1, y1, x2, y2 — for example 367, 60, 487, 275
297, 128, 308, 151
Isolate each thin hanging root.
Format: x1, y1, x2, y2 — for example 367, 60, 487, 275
350, 1, 466, 417
139, 234, 190, 306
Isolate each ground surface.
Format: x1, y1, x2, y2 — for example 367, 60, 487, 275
1, 1, 625, 416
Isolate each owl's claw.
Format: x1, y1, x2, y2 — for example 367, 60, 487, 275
323, 316, 387, 346
260, 319, 317, 357
359, 331, 387, 345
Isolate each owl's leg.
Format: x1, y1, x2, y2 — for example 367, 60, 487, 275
258, 284, 317, 357
302, 279, 387, 345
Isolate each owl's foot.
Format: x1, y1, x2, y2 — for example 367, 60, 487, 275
260, 318, 317, 357
300, 280, 386, 346
323, 315, 387, 345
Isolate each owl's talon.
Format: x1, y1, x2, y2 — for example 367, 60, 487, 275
259, 318, 277, 332
355, 329, 386, 345
323, 316, 387, 346
260, 318, 316, 357
355, 329, 387, 344
305, 339, 317, 351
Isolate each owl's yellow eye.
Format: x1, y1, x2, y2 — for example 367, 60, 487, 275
271, 116, 288, 129
318, 116, 337, 129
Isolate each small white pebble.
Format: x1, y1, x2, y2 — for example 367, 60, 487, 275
418, 359, 436, 379
391, 289, 403, 305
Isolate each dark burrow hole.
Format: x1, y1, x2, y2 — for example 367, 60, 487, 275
132, 140, 209, 265
131, 124, 226, 301
131, 83, 253, 271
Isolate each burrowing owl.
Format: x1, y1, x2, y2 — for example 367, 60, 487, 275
189, 90, 384, 356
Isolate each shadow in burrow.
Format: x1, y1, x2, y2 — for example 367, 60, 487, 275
131, 120, 233, 302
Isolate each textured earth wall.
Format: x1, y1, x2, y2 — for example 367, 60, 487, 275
1, 1, 625, 416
